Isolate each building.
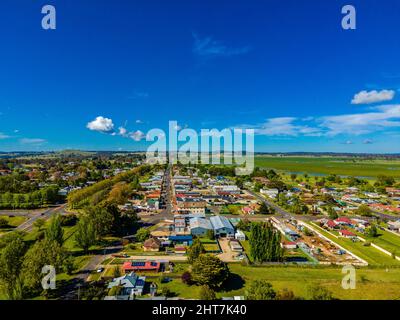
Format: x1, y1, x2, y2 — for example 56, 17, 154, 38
143, 238, 161, 252
210, 215, 235, 238
260, 188, 279, 199
122, 261, 161, 273
189, 217, 213, 236
106, 272, 146, 298
235, 230, 246, 241
281, 241, 298, 249
229, 240, 243, 252
168, 235, 193, 246
339, 229, 356, 238
388, 220, 400, 232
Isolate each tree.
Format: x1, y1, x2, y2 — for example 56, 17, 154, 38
75, 216, 97, 253
45, 214, 64, 245
307, 285, 335, 300
290, 173, 297, 181
187, 238, 205, 264
199, 285, 216, 300
246, 280, 276, 300
258, 202, 275, 215
84, 205, 115, 238
327, 206, 338, 220
236, 218, 251, 232
113, 266, 121, 278
33, 218, 45, 231
0, 217, 8, 228
367, 224, 378, 238
22, 239, 69, 292
191, 254, 229, 289
135, 228, 150, 242
277, 288, 298, 300
206, 229, 215, 240
181, 271, 192, 285
0, 233, 26, 299
356, 204, 373, 217
249, 222, 284, 263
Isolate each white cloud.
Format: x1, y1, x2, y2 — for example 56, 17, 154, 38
86, 116, 114, 133
135, 120, 144, 124
234, 104, 400, 138
363, 139, 373, 144
319, 104, 400, 136
193, 33, 251, 58
20, 138, 46, 145
118, 127, 127, 136
0, 132, 10, 139
351, 90, 395, 105
129, 130, 145, 141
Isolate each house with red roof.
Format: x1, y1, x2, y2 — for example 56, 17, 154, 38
326, 220, 337, 229
122, 261, 161, 273
339, 229, 356, 238
334, 217, 355, 226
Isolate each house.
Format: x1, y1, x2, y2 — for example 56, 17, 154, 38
339, 229, 356, 238
143, 237, 161, 252
235, 230, 246, 241
189, 217, 213, 236
326, 220, 338, 229
210, 215, 235, 238
388, 220, 400, 232
281, 241, 297, 249
168, 235, 193, 246
174, 245, 186, 255
174, 216, 187, 233
122, 261, 161, 273
334, 217, 354, 227
106, 272, 146, 298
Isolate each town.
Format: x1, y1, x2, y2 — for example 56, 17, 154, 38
1, 151, 400, 300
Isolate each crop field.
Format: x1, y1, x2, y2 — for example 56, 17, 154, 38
254, 156, 400, 178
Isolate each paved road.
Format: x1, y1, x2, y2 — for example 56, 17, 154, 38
246, 189, 292, 219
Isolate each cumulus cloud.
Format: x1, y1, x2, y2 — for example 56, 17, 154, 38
193, 33, 251, 59
351, 89, 395, 105
129, 130, 145, 141
363, 139, 373, 144
86, 116, 115, 133
118, 127, 127, 136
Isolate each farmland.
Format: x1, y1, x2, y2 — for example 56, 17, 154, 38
255, 156, 400, 178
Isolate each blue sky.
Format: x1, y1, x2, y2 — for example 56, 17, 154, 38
0, 0, 400, 153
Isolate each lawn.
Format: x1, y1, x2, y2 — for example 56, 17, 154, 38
364, 229, 400, 255
308, 222, 400, 266
226, 264, 400, 300
255, 156, 400, 178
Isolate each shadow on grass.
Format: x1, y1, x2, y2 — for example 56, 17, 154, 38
222, 273, 245, 292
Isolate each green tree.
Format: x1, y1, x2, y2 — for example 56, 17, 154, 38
199, 285, 216, 300
45, 214, 64, 245
367, 224, 378, 238
0, 217, 8, 228
327, 206, 338, 220
246, 280, 276, 300
187, 238, 206, 264
33, 218, 46, 231
206, 229, 215, 240
0, 233, 26, 299
258, 202, 275, 215
249, 222, 284, 263
75, 216, 97, 253
22, 239, 69, 292
191, 254, 229, 289
135, 228, 150, 242
356, 204, 373, 217
307, 285, 335, 300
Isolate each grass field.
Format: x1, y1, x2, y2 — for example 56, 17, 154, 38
365, 229, 400, 254
158, 264, 400, 300
255, 156, 400, 178
308, 222, 400, 266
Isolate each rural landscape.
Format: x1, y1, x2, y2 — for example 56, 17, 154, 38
1, 151, 400, 300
